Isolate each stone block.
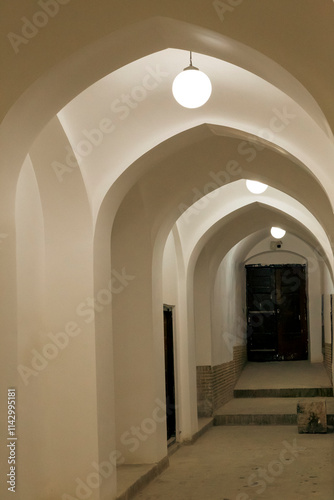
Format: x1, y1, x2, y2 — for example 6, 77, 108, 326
297, 400, 327, 434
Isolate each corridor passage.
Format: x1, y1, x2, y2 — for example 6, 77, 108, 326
132, 426, 334, 500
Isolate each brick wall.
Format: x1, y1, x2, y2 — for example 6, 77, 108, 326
196, 366, 213, 417
324, 343, 332, 384
212, 360, 235, 410
196, 345, 247, 417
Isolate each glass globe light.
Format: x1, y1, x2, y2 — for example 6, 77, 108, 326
172, 53, 212, 108
271, 227, 286, 239
246, 180, 268, 194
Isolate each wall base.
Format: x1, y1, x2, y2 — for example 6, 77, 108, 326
196, 345, 247, 417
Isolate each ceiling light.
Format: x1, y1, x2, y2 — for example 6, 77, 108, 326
271, 227, 286, 239
172, 52, 212, 108
246, 180, 268, 194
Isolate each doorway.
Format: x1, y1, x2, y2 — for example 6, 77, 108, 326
246, 264, 308, 361
163, 306, 176, 441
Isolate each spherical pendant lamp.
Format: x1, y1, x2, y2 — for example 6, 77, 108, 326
271, 227, 286, 239
246, 180, 268, 194
172, 52, 212, 108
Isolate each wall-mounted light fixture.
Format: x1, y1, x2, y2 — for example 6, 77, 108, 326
172, 52, 212, 108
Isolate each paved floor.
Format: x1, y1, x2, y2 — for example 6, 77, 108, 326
132, 426, 334, 500
121, 362, 334, 499
235, 361, 332, 390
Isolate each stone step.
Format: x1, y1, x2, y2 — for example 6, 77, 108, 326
214, 397, 334, 426
234, 387, 333, 398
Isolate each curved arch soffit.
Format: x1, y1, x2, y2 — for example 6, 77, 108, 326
97, 123, 334, 265
1, 17, 334, 212
232, 229, 309, 266
245, 250, 308, 266
175, 179, 332, 266
187, 203, 333, 284
214, 229, 318, 271
57, 50, 334, 215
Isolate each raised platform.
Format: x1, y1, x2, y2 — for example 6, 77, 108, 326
214, 397, 334, 426
234, 360, 333, 397
215, 360, 334, 426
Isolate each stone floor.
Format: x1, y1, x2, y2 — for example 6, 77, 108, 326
119, 362, 334, 499
132, 426, 334, 500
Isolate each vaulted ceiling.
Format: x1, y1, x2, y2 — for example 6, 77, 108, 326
2, 1, 334, 274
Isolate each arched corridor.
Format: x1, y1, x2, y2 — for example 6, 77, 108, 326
1, 2, 334, 499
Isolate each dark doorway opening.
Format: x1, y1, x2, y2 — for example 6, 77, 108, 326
246, 264, 308, 361
331, 295, 333, 363
163, 306, 176, 441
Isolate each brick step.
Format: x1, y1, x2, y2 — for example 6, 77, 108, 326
214, 397, 334, 426
234, 387, 333, 398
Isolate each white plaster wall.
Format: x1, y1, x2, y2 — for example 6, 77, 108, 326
16, 157, 46, 498
111, 185, 167, 463
162, 226, 200, 441
324, 267, 334, 383
194, 251, 213, 366
210, 241, 247, 366
321, 261, 334, 344
17, 118, 102, 500
162, 230, 179, 306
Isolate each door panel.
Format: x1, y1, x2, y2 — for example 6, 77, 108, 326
246, 265, 308, 361
246, 266, 277, 360
276, 265, 308, 360
247, 311, 277, 355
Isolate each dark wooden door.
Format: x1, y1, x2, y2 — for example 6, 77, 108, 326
163, 307, 176, 440
246, 265, 308, 361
